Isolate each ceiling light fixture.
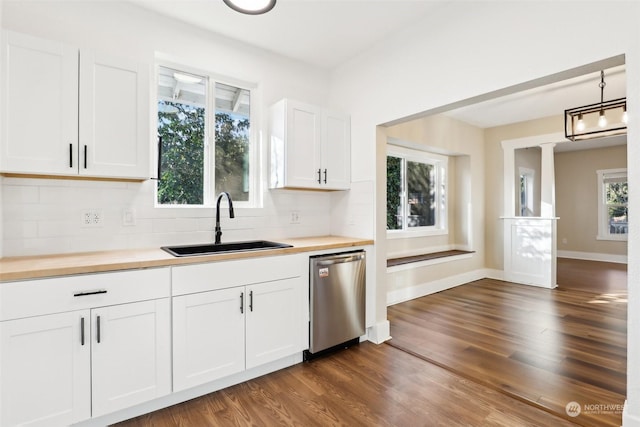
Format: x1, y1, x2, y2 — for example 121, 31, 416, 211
223, 0, 276, 15
565, 70, 627, 141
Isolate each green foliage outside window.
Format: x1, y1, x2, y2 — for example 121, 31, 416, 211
157, 101, 205, 205
215, 112, 250, 202
157, 101, 250, 205
387, 156, 402, 230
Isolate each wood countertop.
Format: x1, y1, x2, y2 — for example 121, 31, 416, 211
0, 236, 374, 282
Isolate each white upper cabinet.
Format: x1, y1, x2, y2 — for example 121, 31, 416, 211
270, 98, 350, 190
1, 30, 150, 180
79, 51, 150, 178
1, 31, 78, 175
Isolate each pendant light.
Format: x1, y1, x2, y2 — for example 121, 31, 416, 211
564, 69, 627, 141
223, 0, 276, 15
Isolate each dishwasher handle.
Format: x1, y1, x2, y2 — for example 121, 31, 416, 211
313, 252, 365, 266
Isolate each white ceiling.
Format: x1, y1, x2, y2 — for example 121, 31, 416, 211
130, 0, 627, 141
129, 0, 440, 70
443, 66, 627, 129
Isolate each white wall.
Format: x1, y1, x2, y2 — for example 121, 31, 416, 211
1, 1, 337, 256
0, 1, 3, 258
328, 1, 640, 424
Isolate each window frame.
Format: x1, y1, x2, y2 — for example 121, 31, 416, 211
386, 144, 448, 239
596, 168, 628, 241
154, 61, 259, 209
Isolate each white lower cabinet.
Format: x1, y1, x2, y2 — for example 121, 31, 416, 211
91, 299, 171, 417
0, 256, 306, 424
245, 278, 302, 369
172, 256, 304, 392
0, 311, 91, 427
0, 268, 171, 427
172, 287, 245, 391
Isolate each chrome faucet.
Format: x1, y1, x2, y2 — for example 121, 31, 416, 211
215, 192, 235, 244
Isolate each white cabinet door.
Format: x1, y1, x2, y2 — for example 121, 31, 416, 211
1, 30, 78, 175
79, 51, 150, 179
322, 111, 351, 190
270, 99, 350, 190
246, 277, 302, 370
91, 299, 171, 417
285, 100, 323, 188
1, 30, 150, 180
172, 287, 245, 391
0, 311, 91, 427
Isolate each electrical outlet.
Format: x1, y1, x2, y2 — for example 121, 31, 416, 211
81, 209, 103, 227
290, 211, 300, 224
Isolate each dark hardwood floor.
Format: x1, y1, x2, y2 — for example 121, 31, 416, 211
115, 342, 577, 427
557, 257, 627, 294
387, 273, 627, 427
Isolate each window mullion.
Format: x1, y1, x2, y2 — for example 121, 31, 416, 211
401, 158, 407, 231
203, 77, 215, 206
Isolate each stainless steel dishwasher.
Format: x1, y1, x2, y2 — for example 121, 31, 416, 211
305, 250, 366, 359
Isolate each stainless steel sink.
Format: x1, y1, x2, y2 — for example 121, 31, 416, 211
161, 240, 293, 257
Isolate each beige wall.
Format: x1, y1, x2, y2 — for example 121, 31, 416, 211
484, 115, 564, 269
555, 145, 627, 256
381, 114, 485, 296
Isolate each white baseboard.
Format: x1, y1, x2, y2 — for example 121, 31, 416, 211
386, 268, 489, 306
624, 401, 640, 427
367, 320, 391, 344
558, 250, 627, 264
483, 268, 504, 281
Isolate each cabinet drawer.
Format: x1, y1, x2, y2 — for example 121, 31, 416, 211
172, 254, 304, 296
0, 268, 170, 321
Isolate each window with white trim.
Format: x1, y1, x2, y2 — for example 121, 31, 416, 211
156, 65, 255, 207
597, 168, 628, 241
386, 145, 447, 237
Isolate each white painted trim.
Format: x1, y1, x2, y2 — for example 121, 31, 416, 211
386, 268, 488, 306
367, 320, 391, 344
558, 250, 628, 264
623, 401, 640, 427
386, 252, 473, 273
484, 269, 505, 281
501, 132, 566, 150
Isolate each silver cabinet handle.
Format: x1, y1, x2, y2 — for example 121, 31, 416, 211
96, 315, 101, 343
249, 290, 253, 312
69, 143, 73, 168
323, 169, 327, 184
84, 145, 88, 169
240, 292, 244, 314
317, 168, 321, 184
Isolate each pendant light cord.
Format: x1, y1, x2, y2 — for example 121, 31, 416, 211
600, 70, 606, 105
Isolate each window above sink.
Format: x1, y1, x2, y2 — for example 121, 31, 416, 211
155, 64, 258, 208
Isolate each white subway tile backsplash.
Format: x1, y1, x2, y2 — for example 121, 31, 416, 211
2, 185, 39, 204
2, 176, 365, 256
3, 221, 38, 240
